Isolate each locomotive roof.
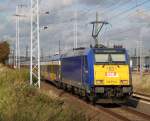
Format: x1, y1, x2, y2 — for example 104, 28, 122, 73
61, 48, 90, 58
61, 47, 126, 58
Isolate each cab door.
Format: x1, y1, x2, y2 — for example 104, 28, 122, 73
83, 56, 89, 85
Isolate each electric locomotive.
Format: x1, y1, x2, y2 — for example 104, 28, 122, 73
60, 47, 132, 103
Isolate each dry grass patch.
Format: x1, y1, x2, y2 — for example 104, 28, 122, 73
132, 73, 150, 94
0, 65, 89, 121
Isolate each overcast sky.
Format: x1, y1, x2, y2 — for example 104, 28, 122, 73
0, 0, 150, 56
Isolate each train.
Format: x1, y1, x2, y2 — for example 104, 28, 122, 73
41, 46, 133, 104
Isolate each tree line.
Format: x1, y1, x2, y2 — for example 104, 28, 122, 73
0, 41, 10, 64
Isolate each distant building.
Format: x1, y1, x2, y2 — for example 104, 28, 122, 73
130, 56, 150, 71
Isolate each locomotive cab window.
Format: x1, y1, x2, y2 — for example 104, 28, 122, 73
95, 53, 126, 64
95, 54, 109, 63
111, 54, 126, 62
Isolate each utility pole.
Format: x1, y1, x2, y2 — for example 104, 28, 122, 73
30, 0, 40, 88
12, 49, 15, 67
41, 48, 44, 61
59, 40, 61, 55
15, 6, 19, 69
95, 12, 99, 46
139, 38, 143, 80
74, 0, 78, 49
136, 0, 140, 73
26, 45, 29, 58
134, 48, 136, 57
14, 5, 27, 69
136, 40, 139, 72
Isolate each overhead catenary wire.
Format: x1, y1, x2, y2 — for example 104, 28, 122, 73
108, 0, 150, 21
42, 0, 148, 29
39, 0, 150, 54
101, 0, 150, 40
46, 0, 131, 25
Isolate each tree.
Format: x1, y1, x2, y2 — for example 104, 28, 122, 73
0, 41, 10, 64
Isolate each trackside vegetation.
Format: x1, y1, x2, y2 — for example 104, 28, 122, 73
0, 41, 10, 64
132, 73, 150, 95
0, 64, 89, 121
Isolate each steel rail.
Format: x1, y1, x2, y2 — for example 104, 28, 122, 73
133, 92, 150, 102
121, 105, 150, 120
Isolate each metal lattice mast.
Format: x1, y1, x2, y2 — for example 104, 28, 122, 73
30, 0, 40, 88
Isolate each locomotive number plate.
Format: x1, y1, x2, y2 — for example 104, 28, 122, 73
106, 72, 118, 77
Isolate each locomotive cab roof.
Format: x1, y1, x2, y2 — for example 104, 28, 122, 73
61, 47, 126, 58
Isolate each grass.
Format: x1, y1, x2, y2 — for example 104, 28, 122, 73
0, 64, 89, 121
132, 72, 150, 95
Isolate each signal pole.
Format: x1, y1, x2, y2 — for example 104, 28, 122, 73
30, 0, 40, 88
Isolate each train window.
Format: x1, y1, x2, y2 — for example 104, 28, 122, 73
47, 65, 50, 72
111, 54, 126, 62
95, 54, 109, 63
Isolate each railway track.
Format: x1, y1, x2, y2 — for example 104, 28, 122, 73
97, 105, 132, 121
132, 92, 150, 102
41, 81, 150, 121
98, 104, 150, 121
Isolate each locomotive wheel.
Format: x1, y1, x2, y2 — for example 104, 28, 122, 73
89, 96, 96, 105
71, 86, 75, 94
63, 83, 67, 91
60, 82, 63, 89
78, 89, 83, 98
92, 97, 96, 105
56, 81, 60, 88
89, 92, 96, 105
58, 82, 61, 89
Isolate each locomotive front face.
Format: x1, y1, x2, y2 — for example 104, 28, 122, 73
94, 65, 130, 85
93, 49, 131, 86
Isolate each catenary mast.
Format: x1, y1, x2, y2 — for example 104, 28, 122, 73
30, 0, 40, 88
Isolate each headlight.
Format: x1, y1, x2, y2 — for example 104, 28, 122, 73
96, 80, 104, 84
120, 80, 128, 85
